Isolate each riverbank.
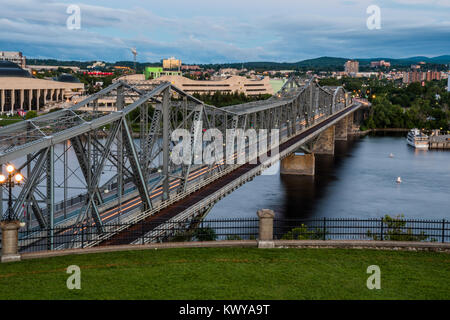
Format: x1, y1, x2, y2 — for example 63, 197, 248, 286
352, 128, 410, 136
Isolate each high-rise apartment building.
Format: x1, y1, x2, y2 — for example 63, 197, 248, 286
344, 60, 359, 74
402, 71, 441, 84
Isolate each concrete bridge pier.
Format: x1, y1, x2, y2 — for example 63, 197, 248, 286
280, 153, 315, 176
335, 114, 355, 140
280, 125, 336, 176
313, 126, 335, 155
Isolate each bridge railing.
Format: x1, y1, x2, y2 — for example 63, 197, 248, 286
11, 217, 449, 253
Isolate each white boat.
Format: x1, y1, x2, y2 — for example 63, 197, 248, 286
406, 129, 429, 149
396, 177, 402, 184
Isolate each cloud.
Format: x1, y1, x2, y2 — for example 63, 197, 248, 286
0, 0, 449, 62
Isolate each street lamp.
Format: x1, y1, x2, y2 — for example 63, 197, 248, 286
0, 164, 24, 221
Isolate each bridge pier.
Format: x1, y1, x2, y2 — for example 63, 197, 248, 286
280, 153, 315, 176
335, 114, 355, 140
335, 116, 348, 140
313, 126, 335, 155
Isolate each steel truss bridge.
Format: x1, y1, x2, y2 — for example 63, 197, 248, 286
0, 77, 363, 250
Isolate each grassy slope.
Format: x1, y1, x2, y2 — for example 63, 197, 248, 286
0, 248, 448, 300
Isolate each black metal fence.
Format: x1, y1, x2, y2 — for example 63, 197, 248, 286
3, 217, 449, 253
273, 218, 449, 242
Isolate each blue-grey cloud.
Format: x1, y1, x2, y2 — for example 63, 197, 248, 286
0, 0, 448, 63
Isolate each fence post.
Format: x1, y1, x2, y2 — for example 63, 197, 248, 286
322, 217, 327, 240
141, 222, 145, 245
257, 209, 275, 248
380, 218, 384, 241
442, 219, 446, 243
0, 221, 21, 263
81, 226, 84, 249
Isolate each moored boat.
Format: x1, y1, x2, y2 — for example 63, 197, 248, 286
406, 129, 429, 149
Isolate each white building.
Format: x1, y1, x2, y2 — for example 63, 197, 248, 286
0, 51, 26, 69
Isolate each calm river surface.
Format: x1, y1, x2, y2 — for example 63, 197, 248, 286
207, 133, 450, 220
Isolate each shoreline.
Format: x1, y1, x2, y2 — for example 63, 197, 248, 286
351, 128, 410, 136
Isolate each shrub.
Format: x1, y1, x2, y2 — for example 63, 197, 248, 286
367, 214, 428, 241
226, 235, 242, 241
25, 110, 38, 119
193, 227, 217, 241
282, 224, 327, 240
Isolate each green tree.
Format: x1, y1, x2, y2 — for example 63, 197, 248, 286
25, 110, 38, 120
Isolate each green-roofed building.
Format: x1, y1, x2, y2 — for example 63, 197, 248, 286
144, 67, 181, 80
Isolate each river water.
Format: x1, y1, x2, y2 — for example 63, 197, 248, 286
207, 133, 450, 220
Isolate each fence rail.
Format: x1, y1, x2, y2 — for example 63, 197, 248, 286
2, 217, 448, 253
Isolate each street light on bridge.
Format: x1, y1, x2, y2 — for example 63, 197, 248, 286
0, 164, 24, 221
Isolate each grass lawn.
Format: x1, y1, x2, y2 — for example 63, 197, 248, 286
0, 248, 448, 300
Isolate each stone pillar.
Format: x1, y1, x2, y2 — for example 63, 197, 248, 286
43, 89, 47, 106
257, 209, 275, 248
335, 116, 348, 140
313, 126, 335, 155
280, 153, 315, 176
0, 89, 4, 114
1, 221, 21, 263
11, 89, 15, 112
19, 89, 24, 110
28, 89, 32, 111
36, 89, 41, 111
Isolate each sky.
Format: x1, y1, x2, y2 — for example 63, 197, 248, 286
0, 0, 449, 63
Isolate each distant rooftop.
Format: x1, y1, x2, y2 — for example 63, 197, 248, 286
54, 73, 81, 83
0, 61, 31, 78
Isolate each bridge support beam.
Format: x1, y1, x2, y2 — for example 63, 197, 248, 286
313, 126, 335, 155
280, 153, 315, 176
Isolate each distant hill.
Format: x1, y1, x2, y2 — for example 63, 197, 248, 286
201, 56, 450, 70
26, 55, 450, 71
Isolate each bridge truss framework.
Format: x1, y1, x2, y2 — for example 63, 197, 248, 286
0, 77, 350, 249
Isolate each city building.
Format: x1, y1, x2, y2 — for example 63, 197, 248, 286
87, 61, 106, 69
446, 71, 450, 92
344, 60, 359, 75
82, 71, 114, 77
162, 57, 181, 70
0, 61, 84, 113
402, 71, 441, 84
0, 51, 26, 69
27, 65, 80, 73
117, 74, 273, 96
155, 75, 273, 96
370, 60, 391, 68
181, 65, 201, 71
144, 67, 181, 80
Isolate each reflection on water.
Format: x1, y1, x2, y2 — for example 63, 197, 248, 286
207, 133, 450, 220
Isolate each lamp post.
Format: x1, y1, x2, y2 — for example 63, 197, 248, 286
0, 164, 24, 221
0, 164, 23, 262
